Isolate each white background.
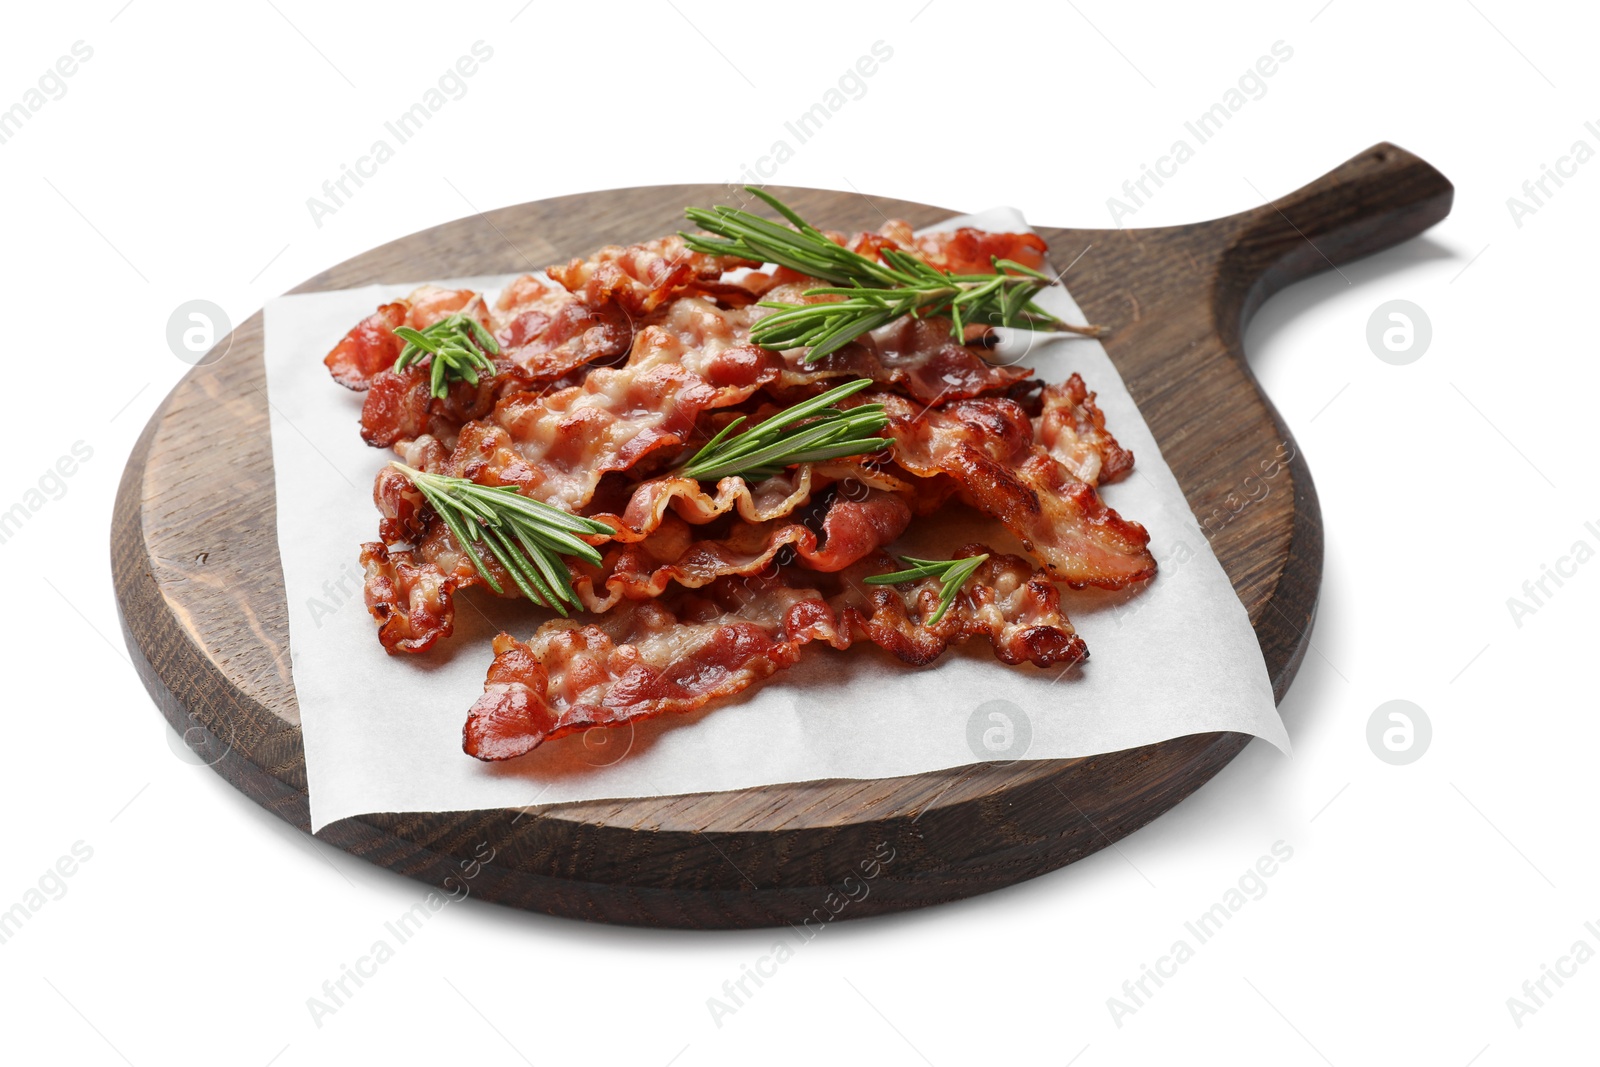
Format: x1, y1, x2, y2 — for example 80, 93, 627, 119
2, 1, 1594, 1064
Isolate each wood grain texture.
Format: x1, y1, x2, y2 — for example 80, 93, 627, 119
112, 143, 1452, 927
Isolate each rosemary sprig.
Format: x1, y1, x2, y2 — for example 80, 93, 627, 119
682, 186, 1070, 363
863, 553, 991, 626
684, 187, 904, 288
676, 378, 889, 483
391, 463, 613, 615
392, 313, 501, 399
750, 256, 1062, 362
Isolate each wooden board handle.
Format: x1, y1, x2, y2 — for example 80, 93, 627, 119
1214, 142, 1454, 332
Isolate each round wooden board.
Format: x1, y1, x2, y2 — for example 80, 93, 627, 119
113, 144, 1451, 928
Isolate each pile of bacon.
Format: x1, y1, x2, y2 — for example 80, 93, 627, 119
323, 219, 1156, 761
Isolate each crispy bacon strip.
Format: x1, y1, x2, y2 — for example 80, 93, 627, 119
591, 447, 909, 538
1036, 373, 1134, 486
835, 544, 1088, 668
571, 488, 913, 611
463, 546, 1084, 760
757, 285, 1034, 402
873, 391, 1155, 589
373, 462, 430, 544
590, 467, 815, 542
830, 222, 1049, 276
423, 302, 782, 513
367, 461, 908, 651
360, 542, 459, 654
358, 362, 544, 450
324, 286, 483, 390
463, 583, 842, 760
911, 227, 1049, 274
390, 449, 894, 555
605, 286, 1027, 405
325, 302, 405, 390
491, 273, 636, 381
361, 315, 790, 651
329, 224, 1048, 395
545, 226, 1045, 404
562, 275, 1032, 404
584, 453, 910, 545
549, 234, 755, 316
355, 276, 640, 449
363, 371, 1146, 657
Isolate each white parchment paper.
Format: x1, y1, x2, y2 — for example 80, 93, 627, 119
262, 208, 1288, 832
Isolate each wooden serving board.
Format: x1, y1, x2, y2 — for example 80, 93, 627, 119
112, 144, 1451, 928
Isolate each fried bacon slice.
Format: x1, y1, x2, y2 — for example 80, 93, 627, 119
365, 296, 890, 598
338, 236, 748, 399
357, 362, 545, 450
342, 264, 1037, 451
571, 487, 913, 612
362, 366, 1144, 661
871, 391, 1156, 589
327, 223, 1049, 394
549, 234, 756, 316
353, 279, 663, 451
421, 301, 783, 514
584, 455, 907, 542
914, 227, 1049, 274
587, 466, 816, 543
360, 354, 864, 654
463, 546, 1084, 760
834, 544, 1088, 668
463, 581, 841, 760
364, 368, 1149, 657
325, 302, 405, 390
491, 273, 636, 381
601, 275, 1032, 404
360, 541, 460, 654
373, 460, 431, 544
1035, 373, 1135, 486
543, 222, 1048, 404
366, 460, 909, 652
827, 221, 1049, 276
756, 284, 1034, 402
611, 286, 1030, 404
324, 286, 484, 390
353, 276, 641, 448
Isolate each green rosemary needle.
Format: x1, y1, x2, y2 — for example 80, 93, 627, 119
391, 463, 613, 615
863, 553, 992, 626
676, 378, 889, 483
392, 313, 501, 399
682, 186, 1071, 363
